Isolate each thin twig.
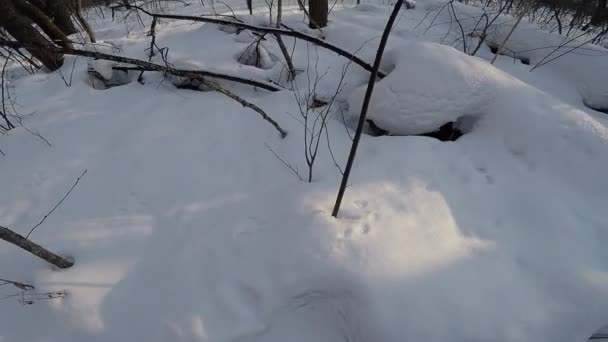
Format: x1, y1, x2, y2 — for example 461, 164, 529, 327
265, 143, 304, 181
26, 169, 88, 239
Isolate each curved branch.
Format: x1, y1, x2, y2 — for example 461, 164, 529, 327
130, 6, 386, 78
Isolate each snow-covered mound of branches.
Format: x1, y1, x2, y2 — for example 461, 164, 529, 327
415, 1, 608, 112
347, 41, 504, 135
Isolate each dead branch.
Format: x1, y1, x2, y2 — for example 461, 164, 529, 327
26, 169, 87, 239
332, 0, 404, 217
0, 39, 283, 92
128, 6, 386, 78
275, 0, 296, 80
491, 12, 524, 64
197, 77, 287, 138
265, 143, 304, 180
0, 225, 74, 269
0, 278, 35, 291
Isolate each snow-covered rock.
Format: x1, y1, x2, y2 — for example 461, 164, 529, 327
348, 41, 501, 135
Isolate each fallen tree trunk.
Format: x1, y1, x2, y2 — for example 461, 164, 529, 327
0, 225, 74, 269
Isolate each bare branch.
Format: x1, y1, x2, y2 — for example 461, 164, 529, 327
0, 39, 284, 92
0, 225, 74, 269
265, 143, 304, 181
198, 77, 288, 138
126, 5, 385, 78
26, 169, 88, 239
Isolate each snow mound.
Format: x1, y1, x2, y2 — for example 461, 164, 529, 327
348, 42, 502, 135
484, 20, 608, 111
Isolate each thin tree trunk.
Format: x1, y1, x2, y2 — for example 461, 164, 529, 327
0, 225, 74, 269
332, 0, 404, 217
71, 0, 97, 43
490, 12, 523, 65
275, 0, 296, 80
309, 0, 328, 28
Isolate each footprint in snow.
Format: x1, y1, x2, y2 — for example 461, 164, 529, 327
238, 275, 384, 342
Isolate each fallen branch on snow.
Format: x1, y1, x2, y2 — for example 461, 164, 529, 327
125, 6, 386, 78
0, 225, 74, 269
0, 40, 283, 92
196, 77, 288, 138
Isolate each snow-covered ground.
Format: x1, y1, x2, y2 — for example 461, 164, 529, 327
2, 1, 608, 342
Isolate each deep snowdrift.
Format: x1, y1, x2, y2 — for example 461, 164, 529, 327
1, 2, 608, 342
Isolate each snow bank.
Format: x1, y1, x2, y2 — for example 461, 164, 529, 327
347, 41, 503, 135
2, 3, 608, 342
416, 1, 608, 111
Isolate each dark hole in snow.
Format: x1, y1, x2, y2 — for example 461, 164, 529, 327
366, 115, 477, 142
169, 75, 215, 92
87, 61, 132, 90
309, 96, 329, 109
487, 43, 530, 65
583, 100, 608, 114
420, 122, 464, 141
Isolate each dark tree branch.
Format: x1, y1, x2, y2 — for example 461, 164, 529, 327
0, 225, 74, 269
127, 6, 385, 78
0, 39, 284, 92
332, 0, 404, 217
198, 77, 288, 138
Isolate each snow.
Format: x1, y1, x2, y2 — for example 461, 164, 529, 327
403, 1, 608, 111
347, 41, 502, 134
2, 1, 608, 342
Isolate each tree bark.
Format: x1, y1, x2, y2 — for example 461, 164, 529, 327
13, 0, 73, 48
0, 225, 74, 269
46, 0, 78, 36
0, 0, 64, 70
309, 0, 328, 28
